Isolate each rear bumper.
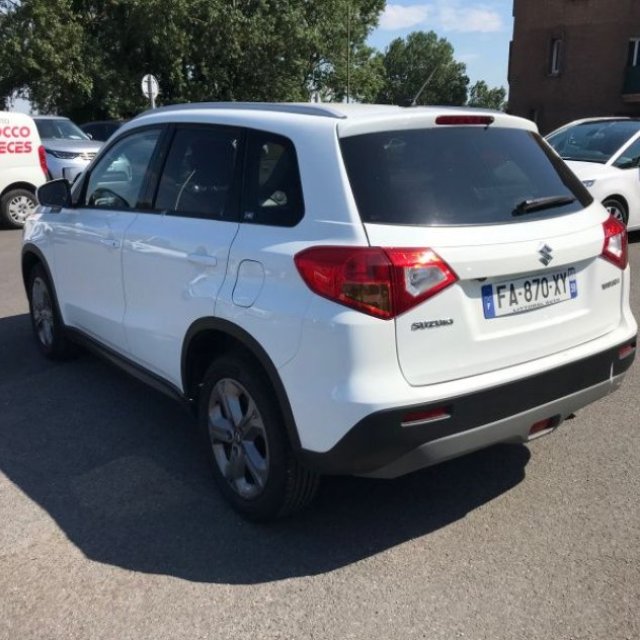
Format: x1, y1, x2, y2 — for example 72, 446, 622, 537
298, 337, 636, 477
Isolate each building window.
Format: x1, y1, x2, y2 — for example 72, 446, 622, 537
550, 38, 563, 75
627, 39, 640, 67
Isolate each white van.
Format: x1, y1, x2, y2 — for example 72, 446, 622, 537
0, 111, 47, 228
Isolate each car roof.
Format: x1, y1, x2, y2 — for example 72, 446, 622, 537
33, 115, 70, 121
131, 102, 533, 137
551, 117, 640, 129
146, 101, 507, 120
82, 120, 125, 126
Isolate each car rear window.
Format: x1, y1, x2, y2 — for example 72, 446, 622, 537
340, 127, 591, 226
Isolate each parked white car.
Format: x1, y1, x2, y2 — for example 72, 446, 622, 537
546, 117, 640, 230
23, 103, 637, 519
0, 111, 47, 228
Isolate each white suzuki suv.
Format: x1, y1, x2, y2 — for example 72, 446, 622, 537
22, 103, 637, 519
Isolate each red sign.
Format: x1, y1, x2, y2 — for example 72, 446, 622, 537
0, 125, 33, 154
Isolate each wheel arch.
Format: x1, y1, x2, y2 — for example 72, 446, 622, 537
21, 243, 69, 336
1, 181, 38, 198
602, 193, 628, 213
182, 318, 302, 450
21, 244, 57, 302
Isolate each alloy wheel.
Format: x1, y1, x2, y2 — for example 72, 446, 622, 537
31, 277, 54, 348
605, 202, 626, 224
207, 378, 270, 500
7, 193, 36, 225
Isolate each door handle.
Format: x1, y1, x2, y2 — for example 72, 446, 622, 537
188, 253, 218, 268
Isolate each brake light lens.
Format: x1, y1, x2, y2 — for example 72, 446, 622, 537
38, 145, 48, 178
294, 246, 458, 319
435, 115, 494, 126
601, 215, 628, 269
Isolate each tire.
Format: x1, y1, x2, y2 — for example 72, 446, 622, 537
603, 198, 628, 226
27, 264, 76, 360
198, 355, 319, 520
1, 188, 37, 229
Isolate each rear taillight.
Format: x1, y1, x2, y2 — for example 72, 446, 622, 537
294, 246, 458, 319
38, 145, 48, 178
601, 215, 628, 270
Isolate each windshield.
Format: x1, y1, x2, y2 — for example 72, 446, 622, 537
546, 120, 640, 164
340, 127, 591, 226
35, 118, 90, 141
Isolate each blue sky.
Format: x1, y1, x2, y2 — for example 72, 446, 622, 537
368, 0, 513, 89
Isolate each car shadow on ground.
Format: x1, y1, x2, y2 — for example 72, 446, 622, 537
0, 313, 529, 584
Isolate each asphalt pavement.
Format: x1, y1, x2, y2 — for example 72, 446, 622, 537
1, 228, 638, 640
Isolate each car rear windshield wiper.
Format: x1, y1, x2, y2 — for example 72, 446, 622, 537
512, 195, 576, 216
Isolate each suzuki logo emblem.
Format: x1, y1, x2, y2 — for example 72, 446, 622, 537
539, 244, 553, 266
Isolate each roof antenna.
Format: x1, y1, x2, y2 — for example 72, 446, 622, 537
410, 67, 438, 107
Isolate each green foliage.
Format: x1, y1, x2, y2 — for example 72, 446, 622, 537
0, 0, 385, 120
468, 80, 507, 111
1, 4, 504, 119
377, 31, 469, 106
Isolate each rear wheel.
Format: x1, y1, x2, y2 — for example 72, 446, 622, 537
198, 355, 319, 520
1, 188, 37, 229
603, 198, 628, 226
27, 264, 75, 359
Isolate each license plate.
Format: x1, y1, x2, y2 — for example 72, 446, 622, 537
482, 268, 577, 319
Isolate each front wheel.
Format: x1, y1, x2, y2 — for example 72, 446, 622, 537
603, 198, 628, 226
198, 355, 319, 520
27, 264, 76, 360
1, 188, 37, 229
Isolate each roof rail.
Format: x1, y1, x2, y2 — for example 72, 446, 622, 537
143, 102, 347, 119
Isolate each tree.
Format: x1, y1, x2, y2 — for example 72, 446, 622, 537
0, 0, 385, 120
0, 0, 93, 114
376, 31, 469, 106
467, 80, 507, 111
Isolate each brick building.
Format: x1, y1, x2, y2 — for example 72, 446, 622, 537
508, 0, 640, 134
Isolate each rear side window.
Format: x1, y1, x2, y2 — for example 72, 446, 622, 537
154, 126, 241, 220
340, 127, 591, 226
241, 131, 304, 227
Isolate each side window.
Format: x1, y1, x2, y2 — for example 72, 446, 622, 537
84, 128, 161, 210
613, 138, 640, 169
154, 126, 240, 219
243, 131, 304, 227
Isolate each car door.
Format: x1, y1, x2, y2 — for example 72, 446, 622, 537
121, 124, 242, 386
51, 126, 164, 352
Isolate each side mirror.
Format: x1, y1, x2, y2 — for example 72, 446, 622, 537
37, 179, 72, 209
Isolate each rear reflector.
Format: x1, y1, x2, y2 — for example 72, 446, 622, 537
402, 406, 451, 427
601, 215, 628, 269
294, 246, 457, 319
435, 115, 494, 126
619, 341, 636, 360
529, 415, 561, 438
38, 145, 48, 178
